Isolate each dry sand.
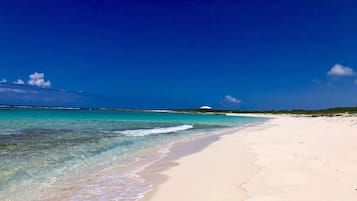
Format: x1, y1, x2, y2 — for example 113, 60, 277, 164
140, 115, 357, 201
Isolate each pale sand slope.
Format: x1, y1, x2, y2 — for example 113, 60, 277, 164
144, 116, 357, 201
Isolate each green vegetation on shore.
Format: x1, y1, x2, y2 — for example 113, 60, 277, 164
174, 107, 357, 116
1, 104, 357, 116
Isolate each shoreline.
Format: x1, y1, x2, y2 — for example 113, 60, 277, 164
139, 115, 357, 201
139, 134, 221, 201
138, 118, 272, 201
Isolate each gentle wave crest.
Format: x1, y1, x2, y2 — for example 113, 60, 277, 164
114, 125, 194, 136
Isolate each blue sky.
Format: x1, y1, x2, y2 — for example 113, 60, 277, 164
1, 0, 357, 109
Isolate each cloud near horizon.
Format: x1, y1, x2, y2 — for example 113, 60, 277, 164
0, 72, 80, 106
223, 95, 241, 104
28, 72, 51, 88
0, 72, 105, 108
0, 83, 86, 106
14, 79, 25, 85
0, 87, 27, 93
11, 72, 51, 88
327, 64, 355, 76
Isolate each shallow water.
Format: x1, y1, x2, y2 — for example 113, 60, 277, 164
0, 108, 264, 201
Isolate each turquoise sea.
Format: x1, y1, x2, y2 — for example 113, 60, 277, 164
0, 108, 265, 201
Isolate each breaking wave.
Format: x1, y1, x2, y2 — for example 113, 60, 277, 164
113, 125, 194, 136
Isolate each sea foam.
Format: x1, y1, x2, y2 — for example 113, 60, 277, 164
114, 125, 194, 136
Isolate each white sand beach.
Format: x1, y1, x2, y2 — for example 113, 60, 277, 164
141, 115, 357, 201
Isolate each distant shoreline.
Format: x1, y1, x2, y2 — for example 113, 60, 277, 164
1, 104, 357, 116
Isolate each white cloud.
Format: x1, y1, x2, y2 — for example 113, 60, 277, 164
0, 87, 26, 93
14, 79, 25, 85
223, 95, 241, 104
327, 64, 355, 76
354, 80, 357, 85
28, 72, 51, 88
0, 78, 7, 83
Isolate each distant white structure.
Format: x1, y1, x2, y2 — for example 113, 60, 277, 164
200, 106, 212, 110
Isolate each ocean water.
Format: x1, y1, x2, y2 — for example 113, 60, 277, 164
0, 108, 265, 201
